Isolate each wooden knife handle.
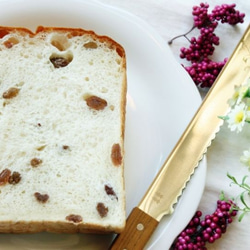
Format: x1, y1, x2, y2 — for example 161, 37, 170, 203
109, 207, 159, 250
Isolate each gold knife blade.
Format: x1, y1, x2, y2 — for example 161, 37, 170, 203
110, 24, 250, 250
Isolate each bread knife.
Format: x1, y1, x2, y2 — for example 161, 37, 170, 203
110, 24, 250, 250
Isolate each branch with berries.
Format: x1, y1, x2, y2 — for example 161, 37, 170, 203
170, 198, 238, 249
169, 2, 245, 88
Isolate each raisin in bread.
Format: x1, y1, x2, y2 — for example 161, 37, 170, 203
0, 26, 127, 233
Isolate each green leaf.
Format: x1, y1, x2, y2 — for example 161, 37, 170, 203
242, 175, 248, 184
227, 173, 238, 184
243, 183, 250, 191
241, 176, 250, 191
218, 115, 229, 120
226, 173, 250, 221
219, 191, 226, 201
244, 87, 250, 98
238, 212, 246, 222
240, 192, 250, 209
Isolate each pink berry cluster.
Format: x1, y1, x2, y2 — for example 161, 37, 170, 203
171, 199, 237, 250
172, 3, 245, 88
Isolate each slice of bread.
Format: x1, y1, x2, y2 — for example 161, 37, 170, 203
0, 26, 127, 233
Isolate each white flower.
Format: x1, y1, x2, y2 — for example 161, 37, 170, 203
240, 148, 250, 170
228, 85, 241, 107
227, 102, 247, 133
228, 81, 250, 107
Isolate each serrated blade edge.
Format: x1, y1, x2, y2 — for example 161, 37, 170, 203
138, 24, 250, 221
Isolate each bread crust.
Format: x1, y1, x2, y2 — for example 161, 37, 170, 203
0, 220, 124, 234
0, 26, 127, 234
0, 26, 126, 60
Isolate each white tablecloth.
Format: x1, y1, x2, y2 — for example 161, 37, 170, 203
99, 0, 250, 249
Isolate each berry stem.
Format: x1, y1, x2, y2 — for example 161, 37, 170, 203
168, 25, 196, 45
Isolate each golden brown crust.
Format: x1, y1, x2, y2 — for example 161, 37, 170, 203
0, 25, 126, 59
0, 26, 33, 38
0, 220, 125, 234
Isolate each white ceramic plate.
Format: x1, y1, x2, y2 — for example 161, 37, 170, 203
0, 0, 207, 249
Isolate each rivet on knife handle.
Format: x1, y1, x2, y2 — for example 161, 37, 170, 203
109, 207, 158, 249
110, 24, 250, 250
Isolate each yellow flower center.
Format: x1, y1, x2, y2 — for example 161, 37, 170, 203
233, 91, 239, 100
235, 111, 244, 123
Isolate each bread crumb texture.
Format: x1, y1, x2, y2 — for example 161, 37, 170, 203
0, 26, 126, 233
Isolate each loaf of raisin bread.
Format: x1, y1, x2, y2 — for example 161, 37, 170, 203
0, 26, 127, 233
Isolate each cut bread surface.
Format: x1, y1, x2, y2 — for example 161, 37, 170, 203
0, 26, 127, 233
